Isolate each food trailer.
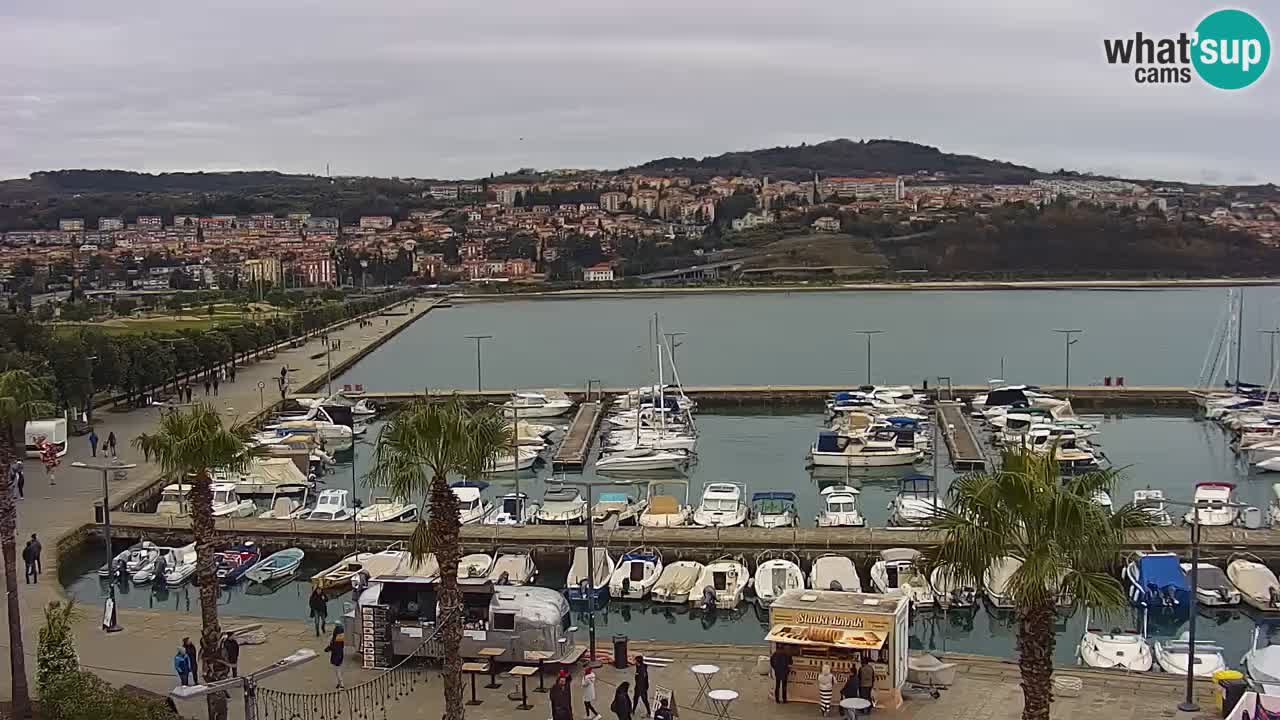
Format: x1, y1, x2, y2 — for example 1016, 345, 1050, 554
766, 589, 910, 709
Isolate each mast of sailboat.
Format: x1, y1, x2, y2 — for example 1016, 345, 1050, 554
663, 332, 696, 432
1235, 288, 1246, 387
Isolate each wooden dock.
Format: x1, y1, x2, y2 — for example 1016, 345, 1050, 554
551, 401, 602, 470
938, 401, 988, 471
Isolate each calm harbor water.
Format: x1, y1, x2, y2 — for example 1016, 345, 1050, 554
337, 287, 1280, 391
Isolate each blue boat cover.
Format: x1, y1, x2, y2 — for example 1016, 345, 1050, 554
752, 491, 796, 502
816, 431, 841, 452
885, 417, 917, 426
598, 492, 629, 503
1130, 554, 1189, 607
834, 392, 852, 401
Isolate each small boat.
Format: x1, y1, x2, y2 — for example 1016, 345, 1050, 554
930, 565, 978, 609
230, 457, 312, 497
749, 491, 797, 529
487, 548, 537, 586
1078, 610, 1152, 672
1125, 552, 1189, 608
565, 547, 614, 602
808, 431, 922, 468
888, 475, 943, 528
154, 484, 192, 517
984, 557, 1022, 609
119, 541, 161, 577
815, 486, 866, 527
638, 480, 692, 528
301, 489, 355, 521
752, 551, 805, 608
595, 448, 690, 473
1184, 482, 1239, 526
209, 483, 258, 518
484, 492, 539, 526
311, 544, 406, 591
695, 555, 750, 609
458, 553, 496, 585
501, 391, 575, 418
810, 554, 862, 592
99, 541, 150, 577
162, 544, 199, 586
536, 487, 587, 524
1228, 553, 1280, 612
870, 548, 935, 606
132, 544, 190, 584
609, 548, 663, 600
592, 490, 646, 525
245, 548, 305, 584
259, 488, 309, 519
484, 447, 542, 473
1181, 562, 1241, 606
216, 542, 262, 586
355, 496, 419, 523
1154, 632, 1226, 677
1133, 489, 1173, 526
652, 560, 706, 604
1243, 625, 1280, 688
692, 482, 748, 528
452, 482, 495, 525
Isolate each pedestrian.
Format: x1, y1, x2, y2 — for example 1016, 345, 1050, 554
213, 376, 219, 395
174, 646, 191, 686
325, 624, 345, 689
582, 665, 599, 719
653, 697, 673, 720
185, 384, 193, 403
29, 533, 41, 576
817, 663, 835, 716
611, 682, 633, 720
203, 379, 211, 396
858, 657, 876, 707
840, 673, 860, 720
771, 646, 792, 703
230, 366, 236, 382
21, 538, 36, 584
89, 429, 99, 457
633, 655, 651, 716
550, 672, 574, 720
310, 587, 328, 636
280, 366, 288, 382
107, 431, 117, 458
183, 637, 199, 683
223, 633, 240, 678
15, 463, 24, 500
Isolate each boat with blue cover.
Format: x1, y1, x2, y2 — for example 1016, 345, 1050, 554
1124, 552, 1189, 608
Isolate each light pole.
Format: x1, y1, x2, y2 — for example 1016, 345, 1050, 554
170, 648, 317, 720
325, 340, 333, 397
1053, 329, 1082, 390
548, 477, 622, 668
662, 332, 686, 369
1260, 329, 1280, 384
465, 335, 492, 392
854, 330, 884, 385
71, 459, 138, 633
257, 380, 265, 409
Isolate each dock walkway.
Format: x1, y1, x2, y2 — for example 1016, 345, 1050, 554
551, 401, 602, 470
938, 400, 988, 471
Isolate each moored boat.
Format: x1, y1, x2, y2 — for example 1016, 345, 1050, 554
245, 548, 305, 584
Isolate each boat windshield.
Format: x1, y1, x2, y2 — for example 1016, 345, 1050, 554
160, 491, 182, 503
502, 498, 523, 514
311, 510, 339, 520
212, 490, 232, 505
704, 499, 738, 512
829, 500, 857, 513
1194, 565, 1229, 585
459, 498, 478, 511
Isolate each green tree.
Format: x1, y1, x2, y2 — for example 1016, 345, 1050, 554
922, 450, 1150, 720
39, 670, 173, 720
37, 601, 80, 693
133, 406, 251, 720
367, 396, 510, 720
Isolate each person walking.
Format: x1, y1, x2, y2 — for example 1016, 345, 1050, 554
653, 698, 674, 720
107, 431, 117, 458
212, 376, 219, 395
229, 366, 236, 382
858, 657, 876, 708
611, 682, 633, 720
89, 429, 99, 457
182, 637, 199, 683
203, 378, 211, 396
29, 534, 41, 576
223, 633, 240, 678
184, 384, 193, 403
582, 666, 599, 719
21, 538, 36, 584
325, 624, 345, 689
174, 646, 192, 686
14, 462, 24, 500
817, 663, 835, 716
633, 655, 651, 717
550, 672, 574, 720
771, 647, 792, 703
310, 587, 328, 636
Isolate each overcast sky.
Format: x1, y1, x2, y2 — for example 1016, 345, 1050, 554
1, 1, 1275, 184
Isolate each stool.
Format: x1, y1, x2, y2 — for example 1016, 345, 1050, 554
462, 662, 489, 706
510, 665, 538, 710
690, 664, 720, 707
708, 689, 738, 720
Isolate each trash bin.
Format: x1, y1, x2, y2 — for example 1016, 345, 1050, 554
612, 635, 628, 669
1213, 669, 1245, 716
94, 501, 104, 524
1243, 506, 1265, 530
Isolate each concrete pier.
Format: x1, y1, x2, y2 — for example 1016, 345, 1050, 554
938, 401, 988, 470
551, 401, 603, 470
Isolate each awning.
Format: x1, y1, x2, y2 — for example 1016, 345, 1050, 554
766, 624, 887, 651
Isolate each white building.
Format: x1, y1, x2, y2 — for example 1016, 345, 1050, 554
731, 211, 775, 231
583, 263, 615, 282
359, 216, 394, 230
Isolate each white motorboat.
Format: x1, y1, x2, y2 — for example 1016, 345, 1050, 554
245, 548, 305, 584
487, 548, 537, 585
161, 544, 199, 586
1259, 457, 1280, 473
592, 490, 646, 525
1243, 626, 1280, 689
310, 543, 407, 591
508, 420, 555, 447
155, 484, 191, 517
1154, 632, 1226, 677
609, 548, 663, 600
888, 475, 943, 528
451, 482, 494, 525
1133, 489, 1173, 526
1078, 622, 1152, 672
501, 391, 574, 418
230, 457, 313, 497
752, 551, 805, 608
810, 554, 862, 592
355, 496, 419, 523
132, 544, 189, 584
1243, 439, 1280, 464
809, 431, 922, 468
984, 557, 1022, 609
457, 553, 495, 585
301, 488, 355, 522
638, 480, 693, 528
595, 448, 690, 473
692, 482, 748, 528
1228, 553, 1280, 612
615, 385, 696, 413
258, 419, 353, 445
749, 491, 798, 529
930, 565, 978, 609
99, 541, 149, 577
651, 560, 706, 604
695, 555, 750, 609
1270, 483, 1280, 527
259, 487, 310, 519
869, 548, 935, 606
1181, 562, 1241, 606
606, 430, 698, 453
210, 483, 257, 518
484, 447, 541, 473
296, 392, 379, 417
565, 547, 614, 602
535, 487, 587, 524
1184, 482, 1239, 526
484, 492, 539, 526
815, 486, 866, 527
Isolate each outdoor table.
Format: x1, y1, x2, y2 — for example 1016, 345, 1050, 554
690, 664, 720, 707
461, 662, 488, 706
841, 697, 872, 719
510, 665, 538, 710
478, 648, 505, 689
525, 650, 554, 693
708, 689, 738, 720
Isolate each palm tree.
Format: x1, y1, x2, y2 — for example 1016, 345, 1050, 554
921, 449, 1149, 720
367, 395, 509, 720
133, 406, 250, 720
0, 370, 55, 719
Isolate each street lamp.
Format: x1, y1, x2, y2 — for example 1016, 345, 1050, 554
1259, 329, 1280, 384
547, 477, 625, 668
257, 380, 266, 409
853, 330, 884, 385
464, 335, 492, 392
71, 459, 138, 633
170, 648, 317, 720
1053, 329, 1082, 390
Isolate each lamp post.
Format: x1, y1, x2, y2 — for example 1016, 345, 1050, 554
71, 459, 138, 633
325, 340, 333, 396
170, 649, 317, 720
464, 335, 492, 392
1260, 329, 1280, 384
547, 477, 623, 668
257, 380, 265, 409
662, 332, 687, 368
854, 330, 884, 385
1053, 329, 1082, 390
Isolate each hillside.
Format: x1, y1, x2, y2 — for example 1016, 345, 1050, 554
629, 139, 1045, 183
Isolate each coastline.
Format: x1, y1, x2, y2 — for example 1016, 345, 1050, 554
455, 275, 1280, 302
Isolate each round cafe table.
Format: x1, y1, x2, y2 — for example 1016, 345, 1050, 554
707, 689, 738, 720
841, 697, 872, 719
690, 664, 720, 707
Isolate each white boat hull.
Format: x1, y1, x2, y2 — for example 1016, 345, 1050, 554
809, 449, 920, 467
